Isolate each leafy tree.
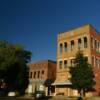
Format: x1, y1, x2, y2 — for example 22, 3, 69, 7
69, 50, 95, 97
0, 40, 32, 94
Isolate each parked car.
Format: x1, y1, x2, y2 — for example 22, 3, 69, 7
8, 91, 18, 97
34, 91, 45, 99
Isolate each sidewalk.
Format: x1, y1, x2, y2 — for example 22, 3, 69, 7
16, 95, 100, 100
16, 94, 33, 100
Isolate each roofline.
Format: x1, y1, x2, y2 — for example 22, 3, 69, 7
58, 24, 99, 34
28, 59, 56, 65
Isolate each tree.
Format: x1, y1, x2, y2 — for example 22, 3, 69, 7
44, 78, 55, 95
0, 40, 32, 94
69, 50, 95, 97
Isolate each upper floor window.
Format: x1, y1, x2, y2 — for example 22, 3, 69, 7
84, 37, 88, 48
38, 71, 40, 78
59, 43, 63, 53
91, 56, 94, 66
42, 70, 44, 74
59, 61, 63, 69
34, 71, 36, 78
71, 40, 74, 51
95, 39, 97, 49
64, 60, 67, 68
78, 38, 82, 49
91, 37, 93, 49
64, 42, 67, 52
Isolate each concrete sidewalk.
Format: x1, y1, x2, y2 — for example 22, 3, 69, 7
16, 95, 34, 100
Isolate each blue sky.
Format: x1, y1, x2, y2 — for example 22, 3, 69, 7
0, 0, 100, 62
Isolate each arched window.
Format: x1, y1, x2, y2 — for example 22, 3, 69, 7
64, 42, 67, 52
78, 38, 82, 49
71, 40, 74, 51
84, 37, 88, 48
59, 43, 63, 53
64, 60, 67, 68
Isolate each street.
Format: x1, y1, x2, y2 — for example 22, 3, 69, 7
0, 97, 33, 100
0, 96, 100, 100
0, 96, 52, 100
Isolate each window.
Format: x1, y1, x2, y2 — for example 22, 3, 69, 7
92, 56, 94, 66
95, 58, 99, 68
30, 72, 32, 78
95, 58, 98, 67
84, 37, 88, 48
59, 43, 63, 53
78, 38, 82, 49
59, 61, 63, 69
64, 60, 67, 68
38, 71, 40, 78
71, 40, 74, 51
97, 41, 99, 52
95, 39, 97, 49
91, 37, 93, 49
64, 42, 67, 52
42, 70, 44, 74
34, 71, 36, 78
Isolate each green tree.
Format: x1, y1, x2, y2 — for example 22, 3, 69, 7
69, 50, 95, 97
0, 40, 32, 94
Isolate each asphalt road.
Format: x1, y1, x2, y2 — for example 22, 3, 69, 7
0, 97, 33, 100
1, 96, 100, 100
0, 96, 51, 100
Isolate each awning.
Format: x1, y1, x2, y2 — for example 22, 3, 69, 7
52, 80, 72, 86
29, 80, 45, 84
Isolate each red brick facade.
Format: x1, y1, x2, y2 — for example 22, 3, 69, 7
54, 24, 100, 96
28, 60, 56, 95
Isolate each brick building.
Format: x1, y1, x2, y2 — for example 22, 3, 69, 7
28, 60, 56, 95
53, 24, 100, 96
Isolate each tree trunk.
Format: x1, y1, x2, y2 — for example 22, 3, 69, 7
80, 89, 85, 97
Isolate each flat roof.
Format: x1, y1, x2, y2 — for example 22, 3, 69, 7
58, 24, 99, 35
